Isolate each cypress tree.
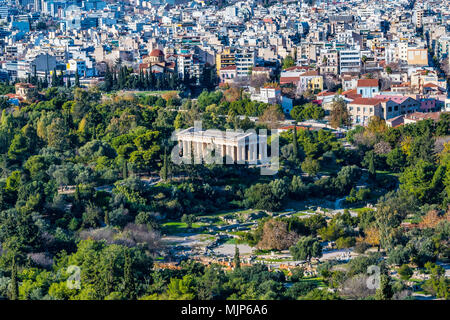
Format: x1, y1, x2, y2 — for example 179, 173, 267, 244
43, 71, 49, 88
123, 251, 136, 299
368, 151, 376, 180
161, 147, 169, 181
104, 66, 113, 91
9, 255, 18, 300
75, 72, 80, 88
104, 211, 110, 226
51, 68, 57, 87
375, 274, 393, 300
103, 257, 114, 297
292, 125, 298, 160
234, 245, 241, 269
122, 160, 128, 179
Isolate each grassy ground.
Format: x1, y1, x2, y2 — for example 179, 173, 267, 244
300, 277, 328, 288
161, 221, 206, 234
292, 212, 310, 217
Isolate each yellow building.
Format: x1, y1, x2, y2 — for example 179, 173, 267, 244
215, 48, 235, 75
299, 70, 323, 93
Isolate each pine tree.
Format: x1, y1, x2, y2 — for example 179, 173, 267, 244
123, 251, 136, 299
9, 255, 18, 300
234, 245, 241, 269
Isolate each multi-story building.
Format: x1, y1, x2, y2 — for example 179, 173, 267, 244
235, 49, 254, 78
297, 70, 323, 94
215, 47, 235, 75
339, 49, 361, 74
319, 49, 339, 75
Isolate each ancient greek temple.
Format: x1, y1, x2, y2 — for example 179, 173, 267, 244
175, 127, 269, 164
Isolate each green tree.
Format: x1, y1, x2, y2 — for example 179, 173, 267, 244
289, 236, 322, 262
301, 157, 320, 176
234, 245, 241, 269
367, 150, 376, 180
123, 251, 136, 300
75, 72, 80, 88
386, 148, 406, 172
398, 264, 413, 281
329, 99, 351, 129
292, 126, 298, 161
399, 160, 437, 202
282, 56, 295, 69
375, 274, 393, 300
9, 255, 19, 300
181, 214, 197, 229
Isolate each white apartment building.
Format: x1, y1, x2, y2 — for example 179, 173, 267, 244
235, 50, 255, 78
339, 49, 361, 74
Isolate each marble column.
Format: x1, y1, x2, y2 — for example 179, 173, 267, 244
226, 145, 233, 163
195, 142, 202, 162
219, 144, 225, 159
259, 136, 267, 162
183, 141, 189, 159
237, 145, 245, 164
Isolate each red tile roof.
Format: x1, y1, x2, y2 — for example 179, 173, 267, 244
349, 97, 386, 106
301, 70, 320, 77
149, 49, 164, 57
405, 112, 441, 121
317, 90, 335, 97
357, 79, 379, 87
280, 76, 300, 84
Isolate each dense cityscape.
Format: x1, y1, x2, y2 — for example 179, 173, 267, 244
0, 0, 448, 303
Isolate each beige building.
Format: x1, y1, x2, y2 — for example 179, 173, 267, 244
348, 98, 385, 126
407, 48, 428, 66
15, 83, 37, 100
